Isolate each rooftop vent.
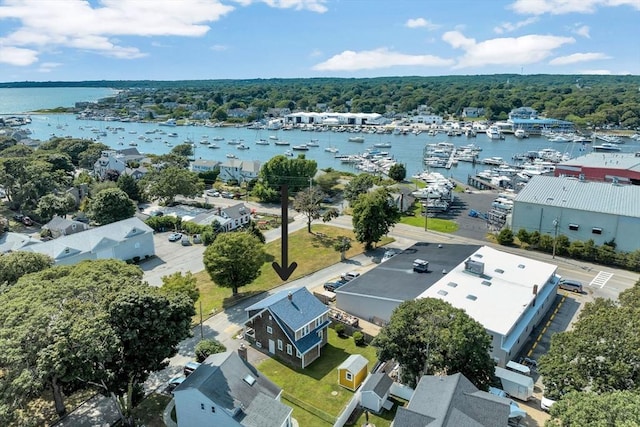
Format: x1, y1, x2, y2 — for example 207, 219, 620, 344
464, 258, 485, 275
243, 374, 256, 386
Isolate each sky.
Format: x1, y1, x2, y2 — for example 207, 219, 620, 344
0, 0, 638, 82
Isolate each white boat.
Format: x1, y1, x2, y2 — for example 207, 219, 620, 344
514, 129, 528, 139
306, 139, 319, 147
486, 126, 503, 140
237, 144, 250, 150
292, 144, 309, 151
226, 153, 237, 158
212, 136, 225, 141
593, 143, 622, 152
159, 119, 177, 127
325, 146, 339, 153
374, 142, 392, 148
348, 136, 365, 143
208, 144, 220, 149
255, 139, 269, 145
274, 140, 290, 146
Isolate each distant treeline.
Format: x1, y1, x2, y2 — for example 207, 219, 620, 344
2, 75, 639, 126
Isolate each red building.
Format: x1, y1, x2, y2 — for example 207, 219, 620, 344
555, 152, 640, 185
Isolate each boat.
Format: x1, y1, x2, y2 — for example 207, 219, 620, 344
255, 139, 269, 145
274, 140, 290, 146
486, 126, 503, 140
514, 129, 529, 139
167, 132, 178, 137
292, 144, 309, 151
227, 139, 240, 145
348, 136, 365, 143
237, 144, 250, 150
269, 135, 279, 140
208, 144, 220, 149
593, 143, 622, 152
212, 136, 225, 141
325, 146, 339, 153
306, 139, 319, 147
226, 153, 237, 158
284, 150, 294, 157
374, 142, 392, 148
159, 118, 177, 127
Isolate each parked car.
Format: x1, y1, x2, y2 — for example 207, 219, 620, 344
413, 259, 430, 272
168, 232, 183, 242
184, 361, 201, 376
340, 272, 360, 281
382, 248, 400, 262
13, 214, 33, 226
324, 279, 347, 292
166, 375, 186, 394
181, 235, 191, 246
205, 189, 220, 197
558, 278, 583, 293
540, 396, 556, 411
193, 234, 202, 244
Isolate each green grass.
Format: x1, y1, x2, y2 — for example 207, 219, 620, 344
257, 328, 379, 425
193, 224, 393, 323
399, 203, 459, 233
132, 393, 172, 427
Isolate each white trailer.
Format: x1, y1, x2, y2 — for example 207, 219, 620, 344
495, 366, 534, 401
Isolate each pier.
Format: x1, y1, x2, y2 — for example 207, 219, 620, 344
467, 174, 502, 191
445, 148, 458, 169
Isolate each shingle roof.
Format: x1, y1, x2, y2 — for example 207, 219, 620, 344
361, 372, 393, 398
175, 351, 291, 427
338, 354, 368, 374
246, 287, 329, 332
394, 373, 510, 427
514, 175, 640, 217
0, 232, 42, 254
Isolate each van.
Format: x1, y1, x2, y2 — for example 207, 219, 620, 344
413, 259, 429, 272
558, 279, 583, 293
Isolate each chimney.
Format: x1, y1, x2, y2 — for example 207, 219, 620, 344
238, 342, 248, 361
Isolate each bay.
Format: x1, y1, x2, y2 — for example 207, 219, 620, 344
5, 87, 640, 184
0, 87, 119, 114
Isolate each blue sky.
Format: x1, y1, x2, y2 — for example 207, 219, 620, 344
0, 0, 638, 82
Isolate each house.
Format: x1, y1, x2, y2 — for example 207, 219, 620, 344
0, 232, 42, 254
190, 159, 221, 173
244, 287, 331, 369
41, 215, 90, 238
392, 373, 511, 427
173, 351, 293, 427
511, 175, 640, 253
218, 159, 261, 184
21, 217, 154, 265
360, 372, 393, 413
94, 150, 126, 178
190, 203, 252, 232
337, 354, 368, 391
461, 107, 485, 118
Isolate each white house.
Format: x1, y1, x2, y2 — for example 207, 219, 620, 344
173, 351, 293, 427
190, 203, 252, 232
218, 160, 261, 184
94, 150, 126, 178
360, 373, 393, 413
21, 217, 155, 265
190, 159, 221, 173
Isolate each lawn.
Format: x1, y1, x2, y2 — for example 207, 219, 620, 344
132, 393, 172, 427
399, 203, 459, 233
257, 328, 379, 425
192, 224, 393, 323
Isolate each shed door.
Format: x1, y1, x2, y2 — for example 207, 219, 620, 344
268, 339, 275, 354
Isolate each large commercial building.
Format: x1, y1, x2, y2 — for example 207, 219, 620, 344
555, 152, 640, 185
510, 175, 640, 253
335, 244, 558, 366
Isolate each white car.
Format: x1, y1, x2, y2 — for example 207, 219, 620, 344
340, 271, 360, 281
541, 396, 556, 411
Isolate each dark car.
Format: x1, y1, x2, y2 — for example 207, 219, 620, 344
324, 279, 347, 292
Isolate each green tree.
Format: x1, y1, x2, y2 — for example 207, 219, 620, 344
117, 173, 141, 202
516, 228, 530, 244
87, 188, 136, 225
36, 193, 76, 222
194, 339, 227, 363
496, 228, 514, 245
539, 281, 640, 401
142, 166, 204, 205
351, 187, 401, 250
344, 173, 375, 202
388, 163, 407, 182
333, 236, 352, 261
171, 143, 194, 158
546, 390, 640, 426
203, 232, 266, 295
372, 298, 495, 389
0, 252, 54, 290
292, 186, 326, 233
257, 155, 317, 202
160, 271, 200, 304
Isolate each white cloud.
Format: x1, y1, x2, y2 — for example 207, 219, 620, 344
236, 0, 328, 13
0, 45, 39, 65
405, 18, 439, 30
549, 52, 611, 65
443, 31, 575, 68
0, 0, 236, 65
38, 62, 62, 73
312, 48, 454, 71
572, 24, 590, 38
493, 17, 538, 34
510, 0, 640, 15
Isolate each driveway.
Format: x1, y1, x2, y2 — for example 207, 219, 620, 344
139, 231, 207, 286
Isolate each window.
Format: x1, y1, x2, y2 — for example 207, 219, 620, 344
481, 280, 492, 287
569, 223, 579, 231
256, 341, 262, 348
494, 268, 504, 274
266, 326, 272, 334
592, 227, 603, 235
346, 372, 353, 381
296, 350, 301, 358
211, 406, 216, 413
318, 329, 323, 340
201, 403, 205, 410
134, 242, 140, 249
286, 344, 292, 355
447, 282, 458, 288
437, 290, 448, 296
302, 324, 309, 336
315, 317, 322, 327
277, 339, 283, 351
466, 294, 478, 301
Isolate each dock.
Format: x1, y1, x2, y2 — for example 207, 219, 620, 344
467, 174, 502, 191
445, 148, 458, 169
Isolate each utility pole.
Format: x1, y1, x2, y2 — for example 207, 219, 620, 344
552, 218, 559, 259
199, 299, 204, 340
423, 203, 428, 231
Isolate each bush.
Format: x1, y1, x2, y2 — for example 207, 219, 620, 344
334, 323, 346, 337
496, 228, 514, 246
195, 339, 227, 362
353, 331, 365, 346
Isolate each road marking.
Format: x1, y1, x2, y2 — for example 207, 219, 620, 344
589, 271, 614, 288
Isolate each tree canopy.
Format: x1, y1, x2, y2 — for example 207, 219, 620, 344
255, 155, 317, 202
372, 298, 495, 390
292, 186, 327, 233
547, 390, 640, 426
0, 252, 54, 291
203, 232, 265, 295
539, 280, 640, 403
87, 187, 136, 225
141, 166, 203, 205
343, 173, 376, 203
351, 187, 401, 250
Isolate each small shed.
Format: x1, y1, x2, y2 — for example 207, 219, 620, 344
360, 372, 394, 413
337, 354, 368, 391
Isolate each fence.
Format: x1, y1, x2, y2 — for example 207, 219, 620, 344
282, 391, 336, 424
333, 390, 361, 427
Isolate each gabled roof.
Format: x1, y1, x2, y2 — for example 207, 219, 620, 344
0, 232, 42, 254
361, 372, 393, 398
43, 215, 86, 231
394, 373, 510, 427
246, 287, 329, 332
338, 354, 368, 373
21, 217, 152, 261
175, 351, 291, 427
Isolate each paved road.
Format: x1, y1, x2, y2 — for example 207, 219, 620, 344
60, 202, 639, 426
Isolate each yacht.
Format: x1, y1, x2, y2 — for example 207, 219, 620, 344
486, 126, 503, 140
514, 129, 529, 139
593, 143, 622, 152
348, 136, 365, 143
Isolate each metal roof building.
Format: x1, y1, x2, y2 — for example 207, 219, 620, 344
511, 175, 640, 252
555, 151, 640, 184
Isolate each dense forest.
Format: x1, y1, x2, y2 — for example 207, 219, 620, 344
2, 75, 639, 127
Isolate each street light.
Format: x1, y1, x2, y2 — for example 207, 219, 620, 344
422, 203, 428, 231
552, 218, 559, 259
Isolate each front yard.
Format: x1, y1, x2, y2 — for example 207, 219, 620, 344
257, 328, 398, 427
